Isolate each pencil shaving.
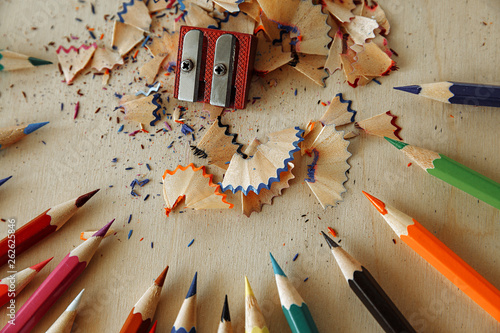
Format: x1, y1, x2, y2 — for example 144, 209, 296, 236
56, 43, 97, 84
289, 54, 328, 87
323, 0, 356, 23
254, 31, 293, 74
162, 164, 233, 216
139, 55, 166, 85
122, 94, 162, 126
117, 0, 152, 32
90, 47, 123, 71
355, 111, 402, 140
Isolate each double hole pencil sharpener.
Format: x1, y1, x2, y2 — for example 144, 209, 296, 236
174, 26, 257, 109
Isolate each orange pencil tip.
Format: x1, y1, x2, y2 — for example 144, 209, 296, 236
362, 191, 388, 215
154, 265, 169, 287
31, 257, 54, 272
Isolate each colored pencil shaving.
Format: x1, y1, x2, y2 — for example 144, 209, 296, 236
384, 137, 500, 209
245, 277, 269, 333
321, 232, 416, 333
363, 191, 500, 322
0, 220, 114, 333
171, 272, 197, 333
394, 82, 500, 108
0, 258, 52, 307
0, 189, 99, 267
217, 295, 233, 333
46, 289, 84, 333
120, 265, 168, 333
269, 253, 319, 333
0, 122, 49, 150
0, 50, 52, 71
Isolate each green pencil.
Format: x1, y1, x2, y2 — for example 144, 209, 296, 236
0, 50, 52, 71
269, 253, 319, 333
385, 137, 500, 209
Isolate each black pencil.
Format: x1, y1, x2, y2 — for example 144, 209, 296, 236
394, 82, 500, 108
217, 295, 233, 333
321, 231, 416, 333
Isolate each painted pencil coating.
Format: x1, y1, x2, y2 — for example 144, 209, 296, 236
0, 257, 52, 307
363, 192, 500, 322
46, 289, 84, 333
0, 122, 49, 149
384, 137, 500, 209
269, 253, 318, 333
120, 265, 168, 333
245, 277, 270, 333
171, 272, 197, 333
321, 232, 416, 333
0, 220, 113, 333
0, 189, 99, 266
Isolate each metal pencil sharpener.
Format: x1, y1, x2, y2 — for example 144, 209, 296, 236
174, 26, 257, 109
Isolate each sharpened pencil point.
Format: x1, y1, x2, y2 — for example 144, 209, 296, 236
321, 231, 338, 248
149, 321, 157, 333
23, 121, 49, 135
221, 295, 231, 322
92, 219, 115, 237
269, 253, 286, 277
384, 136, 408, 150
186, 272, 197, 298
66, 289, 85, 312
154, 265, 169, 287
30, 257, 53, 272
75, 189, 100, 207
245, 276, 254, 297
393, 85, 422, 95
28, 56, 53, 67
362, 191, 388, 215
0, 176, 12, 187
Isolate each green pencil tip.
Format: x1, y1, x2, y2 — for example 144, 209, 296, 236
269, 253, 286, 277
384, 136, 408, 150
28, 57, 52, 67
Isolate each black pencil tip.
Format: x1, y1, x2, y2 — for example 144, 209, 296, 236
221, 294, 230, 322
393, 85, 422, 95
321, 231, 339, 248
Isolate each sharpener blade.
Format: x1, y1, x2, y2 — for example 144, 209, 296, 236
177, 29, 203, 102
210, 34, 236, 107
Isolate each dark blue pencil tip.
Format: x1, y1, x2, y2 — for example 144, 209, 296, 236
186, 272, 197, 298
0, 176, 13, 187
269, 253, 286, 277
393, 85, 422, 95
23, 121, 49, 135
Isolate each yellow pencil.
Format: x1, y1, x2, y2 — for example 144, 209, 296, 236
245, 276, 270, 333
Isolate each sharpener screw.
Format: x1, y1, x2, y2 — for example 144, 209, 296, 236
181, 59, 194, 72
213, 63, 227, 76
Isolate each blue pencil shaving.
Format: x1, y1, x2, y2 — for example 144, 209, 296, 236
112, 157, 118, 163
131, 189, 139, 196
187, 239, 195, 247
293, 253, 299, 261
127, 214, 132, 224
118, 125, 124, 133
146, 164, 151, 171
181, 124, 194, 135
128, 230, 133, 239
304, 277, 309, 282
114, 92, 123, 98
125, 167, 134, 170
141, 35, 151, 48
144, 194, 150, 201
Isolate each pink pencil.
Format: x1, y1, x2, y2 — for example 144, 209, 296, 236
0, 219, 114, 333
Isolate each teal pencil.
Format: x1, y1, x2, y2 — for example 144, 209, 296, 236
0, 50, 52, 71
171, 272, 197, 333
0, 122, 49, 150
269, 253, 319, 333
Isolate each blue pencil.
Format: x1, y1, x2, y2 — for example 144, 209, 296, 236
0, 122, 49, 149
172, 272, 197, 333
0, 176, 12, 188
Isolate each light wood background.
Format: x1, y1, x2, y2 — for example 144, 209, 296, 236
1, 0, 499, 332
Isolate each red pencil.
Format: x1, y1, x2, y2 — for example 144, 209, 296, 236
0, 257, 52, 307
0, 219, 114, 333
0, 189, 99, 267
149, 321, 157, 333
120, 265, 169, 333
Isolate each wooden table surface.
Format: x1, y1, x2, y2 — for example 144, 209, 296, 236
1, 0, 499, 332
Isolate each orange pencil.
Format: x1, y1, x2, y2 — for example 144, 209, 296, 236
0, 189, 99, 267
363, 191, 500, 322
0, 257, 52, 307
119, 265, 169, 333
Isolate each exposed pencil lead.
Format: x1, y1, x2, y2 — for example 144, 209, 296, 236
66, 289, 85, 312
221, 295, 231, 322
154, 265, 169, 287
393, 85, 422, 95
0, 176, 12, 187
362, 191, 388, 215
244, 276, 254, 297
75, 189, 100, 207
186, 272, 197, 298
92, 219, 115, 237
321, 231, 338, 248
31, 257, 53, 272
384, 136, 408, 149
23, 121, 49, 135
28, 57, 53, 67
269, 253, 286, 277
